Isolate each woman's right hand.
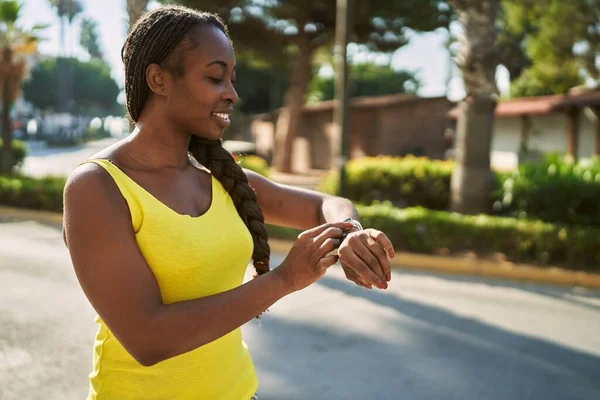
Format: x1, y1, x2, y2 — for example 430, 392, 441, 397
275, 221, 354, 293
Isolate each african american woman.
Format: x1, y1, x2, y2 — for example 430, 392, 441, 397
63, 5, 395, 400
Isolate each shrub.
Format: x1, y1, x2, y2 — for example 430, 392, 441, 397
319, 156, 453, 210
320, 155, 600, 227
0, 174, 65, 212
82, 127, 111, 142
495, 154, 600, 227
265, 202, 600, 271
235, 154, 270, 178
357, 203, 600, 271
0, 139, 27, 171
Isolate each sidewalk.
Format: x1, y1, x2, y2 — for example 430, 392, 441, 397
2, 205, 600, 289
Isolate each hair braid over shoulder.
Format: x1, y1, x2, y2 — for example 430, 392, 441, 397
189, 138, 271, 276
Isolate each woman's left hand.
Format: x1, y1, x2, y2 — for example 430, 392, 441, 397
337, 229, 395, 290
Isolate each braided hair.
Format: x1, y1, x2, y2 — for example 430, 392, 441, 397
121, 5, 270, 277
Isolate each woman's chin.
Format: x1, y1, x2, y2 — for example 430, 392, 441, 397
191, 130, 224, 142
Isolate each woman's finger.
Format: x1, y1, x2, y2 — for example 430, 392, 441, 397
317, 238, 342, 258
317, 255, 339, 274
362, 235, 391, 282
341, 262, 372, 289
339, 249, 386, 289
349, 235, 387, 287
313, 227, 345, 249
299, 222, 353, 240
368, 229, 395, 259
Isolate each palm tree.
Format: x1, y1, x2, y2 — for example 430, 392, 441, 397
80, 17, 103, 60
48, 0, 81, 113
127, 0, 148, 32
65, 0, 83, 56
0, 0, 43, 174
49, 0, 82, 56
48, 0, 67, 55
448, 0, 501, 214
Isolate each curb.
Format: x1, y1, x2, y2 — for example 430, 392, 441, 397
3, 206, 600, 290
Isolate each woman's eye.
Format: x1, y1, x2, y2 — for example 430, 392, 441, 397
209, 77, 223, 84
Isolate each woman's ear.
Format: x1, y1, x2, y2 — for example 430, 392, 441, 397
146, 63, 169, 96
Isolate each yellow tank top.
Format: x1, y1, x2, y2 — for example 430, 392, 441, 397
82, 159, 258, 400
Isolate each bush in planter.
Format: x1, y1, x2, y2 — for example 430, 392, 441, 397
318, 156, 453, 209
495, 154, 600, 227
0, 174, 65, 212
265, 201, 600, 271
356, 203, 600, 271
320, 154, 600, 228
0, 139, 27, 172
82, 126, 111, 142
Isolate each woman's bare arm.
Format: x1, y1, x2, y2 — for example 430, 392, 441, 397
244, 169, 358, 229
64, 163, 342, 366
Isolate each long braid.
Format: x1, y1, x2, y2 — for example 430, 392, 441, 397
122, 4, 271, 277
189, 137, 271, 276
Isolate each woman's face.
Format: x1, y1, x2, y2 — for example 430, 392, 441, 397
165, 24, 238, 141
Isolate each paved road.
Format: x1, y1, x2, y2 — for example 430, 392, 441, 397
1, 218, 599, 400
19, 138, 120, 178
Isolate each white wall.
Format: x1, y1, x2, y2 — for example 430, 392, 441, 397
490, 109, 598, 170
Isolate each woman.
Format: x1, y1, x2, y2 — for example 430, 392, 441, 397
63, 5, 395, 399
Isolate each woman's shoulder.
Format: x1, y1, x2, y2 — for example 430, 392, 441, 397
67, 138, 131, 189
65, 162, 128, 216
65, 141, 132, 218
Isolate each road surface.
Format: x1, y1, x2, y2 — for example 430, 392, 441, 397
19, 138, 120, 178
1, 218, 599, 400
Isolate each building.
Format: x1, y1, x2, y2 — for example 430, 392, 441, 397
251, 94, 453, 172
449, 88, 600, 170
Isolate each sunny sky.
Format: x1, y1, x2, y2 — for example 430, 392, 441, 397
18, 0, 511, 102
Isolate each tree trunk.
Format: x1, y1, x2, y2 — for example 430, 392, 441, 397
57, 16, 69, 112
593, 107, 600, 156
127, 0, 149, 32
0, 66, 14, 175
449, 0, 501, 215
272, 33, 313, 173
566, 107, 581, 160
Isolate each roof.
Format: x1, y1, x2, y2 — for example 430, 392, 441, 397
448, 88, 600, 119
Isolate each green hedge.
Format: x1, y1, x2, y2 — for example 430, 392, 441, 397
0, 139, 27, 171
319, 156, 453, 210
2, 171, 598, 271
494, 155, 600, 227
0, 175, 65, 212
266, 203, 600, 272
358, 203, 600, 271
320, 155, 600, 227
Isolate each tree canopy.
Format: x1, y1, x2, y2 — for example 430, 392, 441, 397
79, 17, 103, 60
499, 0, 599, 97
23, 57, 120, 115
308, 63, 420, 103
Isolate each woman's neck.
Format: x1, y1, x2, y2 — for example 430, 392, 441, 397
126, 122, 191, 170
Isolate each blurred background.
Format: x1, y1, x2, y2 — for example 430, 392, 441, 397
1, 1, 600, 399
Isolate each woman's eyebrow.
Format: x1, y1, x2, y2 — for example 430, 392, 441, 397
206, 60, 236, 72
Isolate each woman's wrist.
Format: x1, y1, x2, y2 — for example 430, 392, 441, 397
343, 217, 363, 233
